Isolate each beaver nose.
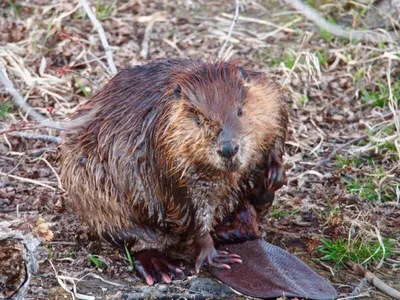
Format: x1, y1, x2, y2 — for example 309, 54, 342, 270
218, 143, 239, 159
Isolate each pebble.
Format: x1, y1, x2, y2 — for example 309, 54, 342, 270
0, 198, 10, 206
188, 277, 234, 295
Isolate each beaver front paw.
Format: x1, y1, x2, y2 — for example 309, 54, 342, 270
133, 250, 185, 285
194, 232, 242, 273
266, 150, 285, 191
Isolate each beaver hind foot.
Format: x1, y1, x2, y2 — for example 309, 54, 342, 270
133, 250, 185, 285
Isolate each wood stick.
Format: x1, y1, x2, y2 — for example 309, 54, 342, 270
0, 69, 63, 130
7, 132, 61, 143
317, 135, 368, 166
0, 68, 98, 132
0, 171, 57, 191
285, 0, 394, 43
218, 0, 240, 60
346, 261, 400, 299
79, 0, 117, 75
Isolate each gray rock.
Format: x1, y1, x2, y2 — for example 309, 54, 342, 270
187, 277, 234, 296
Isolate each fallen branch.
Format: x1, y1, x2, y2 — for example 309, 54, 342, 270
284, 0, 394, 43
346, 261, 400, 300
0, 208, 38, 214
317, 135, 368, 166
7, 132, 61, 144
218, 0, 240, 60
0, 69, 62, 130
26, 147, 57, 158
0, 125, 44, 136
81, 273, 124, 287
350, 277, 369, 297
0, 171, 57, 191
79, 0, 117, 75
0, 69, 98, 131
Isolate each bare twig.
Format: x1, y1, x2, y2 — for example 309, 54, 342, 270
0, 208, 38, 213
338, 293, 371, 300
87, 50, 112, 76
26, 147, 57, 158
346, 261, 400, 299
0, 68, 97, 131
221, 13, 295, 33
0, 69, 62, 130
48, 260, 77, 300
317, 135, 368, 166
34, 157, 64, 190
138, 11, 168, 59
282, 34, 307, 87
284, 0, 395, 43
7, 132, 61, 143
218, 0, 240, 60
79, 273, 124, 287
0, 126, 44, 136
0, 171, 57, 191
140, 20, 156, 59
79, 0, 117, 75
351, 278, 369, 297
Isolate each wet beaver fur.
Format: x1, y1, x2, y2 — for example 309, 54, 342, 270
59, 58, 289, 285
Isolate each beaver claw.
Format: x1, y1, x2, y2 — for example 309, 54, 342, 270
195, 233, 242, 273
266, 150, 285, 191
133, 250, 185, 285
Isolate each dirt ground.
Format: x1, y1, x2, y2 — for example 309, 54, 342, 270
1, 0, 399, 299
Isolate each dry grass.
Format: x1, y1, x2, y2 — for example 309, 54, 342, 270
1, 0, 399, 299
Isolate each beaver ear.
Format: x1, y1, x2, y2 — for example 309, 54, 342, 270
237, 66, 250, 83
173, 84, 181, 99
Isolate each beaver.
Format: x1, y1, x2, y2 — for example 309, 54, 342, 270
59, 58, 289, 285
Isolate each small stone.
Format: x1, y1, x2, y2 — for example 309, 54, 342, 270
330, 82, 339, 89
339, 78, 348, 88
6, 187, 14, 193
188, 277, 234, 295
0, 198, 10, 206
0, 179, 8, 189
157, 284, 168, 292
331, 115, 344, 121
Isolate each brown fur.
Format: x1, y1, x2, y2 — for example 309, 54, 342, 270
58, 58, 289, 257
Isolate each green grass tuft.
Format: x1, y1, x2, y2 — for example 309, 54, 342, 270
88, 254, 107, 269
125, 245, 135, 271
296, 96, 308, 105
343, 171, 398, 203
284, 52, 297, 69
96, 0, 117, 20
334, 154, 361, 168
316, 50, 329, 66
344, 176, 378, 201
318, 28, 333, 43
0, 101, 13, 118
360, 80, 400, 108
74, 78, 91, 97
354, 68, 364, 81
7, 0, 20, 17
304, 0, 316, 8
271, 205, 299, 220
316, 237, 395, 267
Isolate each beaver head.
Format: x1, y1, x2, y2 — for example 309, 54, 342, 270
160, 61, 285, 174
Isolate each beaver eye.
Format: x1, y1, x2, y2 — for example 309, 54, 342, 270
195, 117, 202, 127
237, 108, 243, 117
